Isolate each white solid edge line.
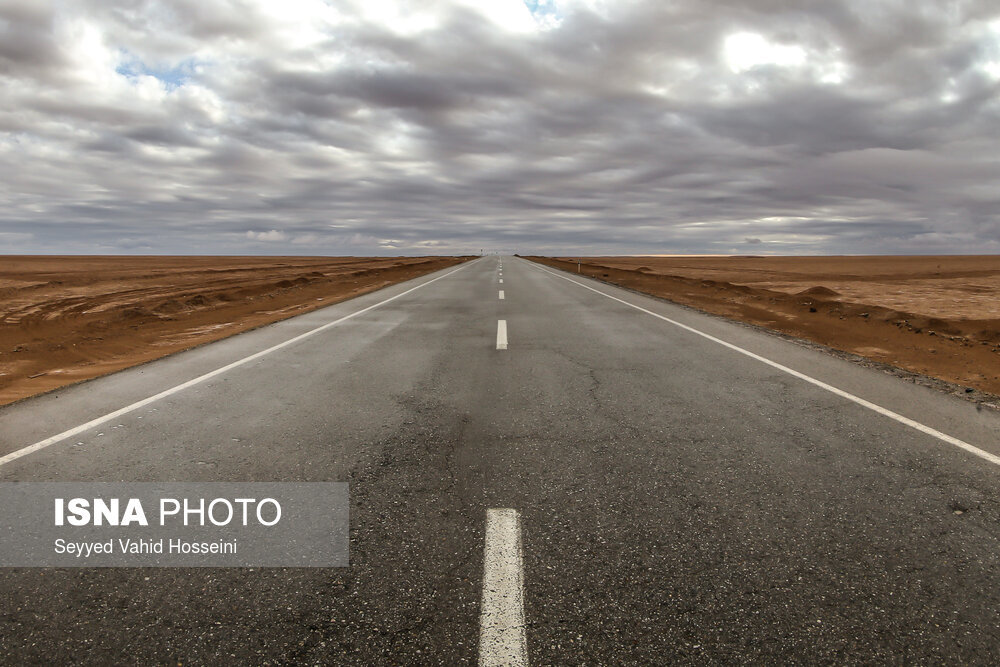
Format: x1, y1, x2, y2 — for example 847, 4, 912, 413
497, 320, 508, 350
499, 290, 505, 300
0, 259, 481, 469
525, 259, 1000, 467
479, 508, 527, 667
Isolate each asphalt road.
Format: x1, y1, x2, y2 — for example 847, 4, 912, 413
2, 256, 1000, 665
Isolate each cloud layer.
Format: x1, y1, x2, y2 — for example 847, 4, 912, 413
2, 0, 999, 255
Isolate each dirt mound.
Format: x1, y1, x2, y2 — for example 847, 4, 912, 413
273, 277, 314, 289
116, 306, 156, 321
797, 286, 841, 297
977, 328, 1000, 343
154, 299, 186, 314
185, 295, 213, 307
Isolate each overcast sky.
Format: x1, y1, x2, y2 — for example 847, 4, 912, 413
2, 0, 999, 255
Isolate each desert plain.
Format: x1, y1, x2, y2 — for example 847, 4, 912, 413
2, 254, 998, 407
0, 256, 467, 405
529, 255, 1000, 398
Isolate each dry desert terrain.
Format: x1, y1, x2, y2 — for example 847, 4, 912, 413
0, 256, 468, 405
4, 254, 997, 407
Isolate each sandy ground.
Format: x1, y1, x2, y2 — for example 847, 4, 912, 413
0, 256, 469, 406
528, 255, 1000, 398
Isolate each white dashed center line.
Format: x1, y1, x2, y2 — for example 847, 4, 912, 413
496, 320, 508, 350
499, 290, 505, 300
479, 509, 527, 667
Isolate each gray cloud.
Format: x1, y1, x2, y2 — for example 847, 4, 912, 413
1, 0, 999, 255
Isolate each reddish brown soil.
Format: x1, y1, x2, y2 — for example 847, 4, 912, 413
0, 256, 469, 405
528, 255, 1000, 397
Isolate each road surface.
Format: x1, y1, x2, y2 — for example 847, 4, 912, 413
1, 256, 1000, 664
